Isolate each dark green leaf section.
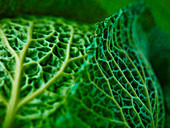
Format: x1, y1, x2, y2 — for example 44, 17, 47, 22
1, 0, 170, 34
100, 0, 170, 34
148, 27, 170, 128
72, 2, 165, 128
0, 0, 108, 23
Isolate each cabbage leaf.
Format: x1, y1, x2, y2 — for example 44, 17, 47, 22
0, 2, 165, 128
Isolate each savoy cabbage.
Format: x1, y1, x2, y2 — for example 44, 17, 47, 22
0, 1, 165, 128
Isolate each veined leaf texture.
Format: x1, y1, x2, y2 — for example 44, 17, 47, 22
0, 1, 165, 128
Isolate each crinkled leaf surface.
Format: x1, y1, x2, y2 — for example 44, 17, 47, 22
0, 2, 165, 128
73, 2, 165, 128
0, 16, 94, 128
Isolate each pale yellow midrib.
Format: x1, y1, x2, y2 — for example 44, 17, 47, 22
3, 57, 23, 128
3, 22, 33, 128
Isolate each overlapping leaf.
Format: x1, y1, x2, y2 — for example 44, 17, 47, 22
0, 2, 165, 128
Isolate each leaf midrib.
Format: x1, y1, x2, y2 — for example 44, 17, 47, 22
3, 21, 33, 128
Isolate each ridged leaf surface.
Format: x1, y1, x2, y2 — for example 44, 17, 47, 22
0, 2, 165, 128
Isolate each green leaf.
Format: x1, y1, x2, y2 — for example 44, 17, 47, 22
0, 1, 165, 128
0, 16, 95, 127
75, 2, 165, 127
